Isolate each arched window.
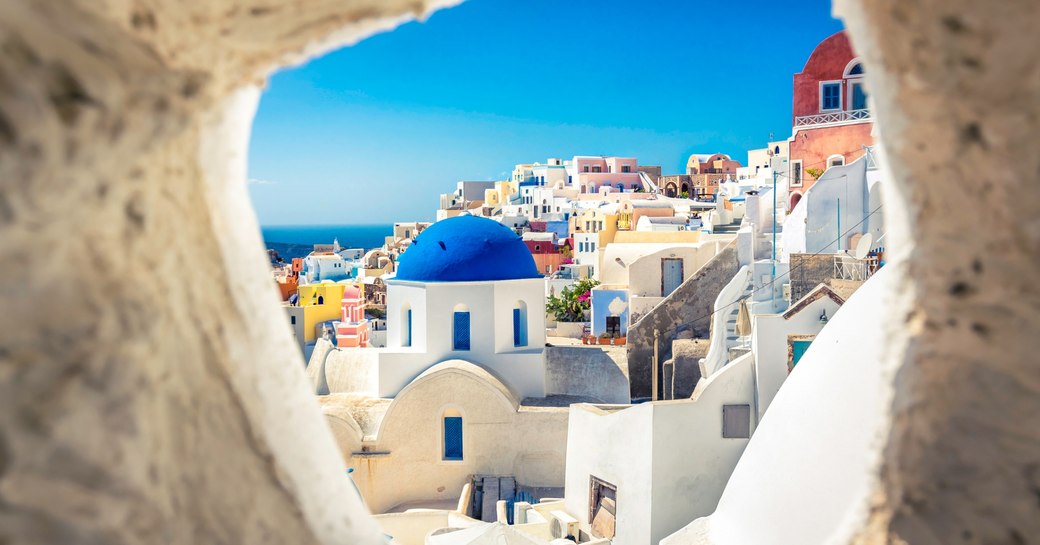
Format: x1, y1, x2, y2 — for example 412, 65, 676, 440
513, 301, 528, 347
617, 183, 624, 192
453, 304, 470, 351
844, 59, 868, 110
827, 154, 846, 168
442, 408, 463, 461
402, 304, 412, 347
317, 295, 324, 305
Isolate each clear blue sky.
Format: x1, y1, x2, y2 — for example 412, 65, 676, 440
248, 0, 843, 225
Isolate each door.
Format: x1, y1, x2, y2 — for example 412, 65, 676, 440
661, 258, 684, 296
791, 339, 813, 369
589, 476, 617, 539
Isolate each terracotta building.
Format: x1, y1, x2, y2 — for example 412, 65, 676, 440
684, 153, 742, 199
788, 30, 874, 210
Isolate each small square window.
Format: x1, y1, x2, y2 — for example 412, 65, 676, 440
821, 82, 842, 111
722, 404, 751, 438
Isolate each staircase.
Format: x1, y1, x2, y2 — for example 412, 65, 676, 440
701, 266, 753, 377
723, 281, 755, 353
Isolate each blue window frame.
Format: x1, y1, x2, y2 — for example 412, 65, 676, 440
821, 82, 842, 111
453, 311, 471, 351
443, 416, 463, 460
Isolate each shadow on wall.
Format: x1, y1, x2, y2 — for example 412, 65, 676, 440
545, 346, 630, 404
627, 243, 740, 399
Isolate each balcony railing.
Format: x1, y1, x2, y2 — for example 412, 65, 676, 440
833, 254, 879, 281
795, 108, 872, 127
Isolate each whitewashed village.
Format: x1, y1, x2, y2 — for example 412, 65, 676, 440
265, 30, 892, 545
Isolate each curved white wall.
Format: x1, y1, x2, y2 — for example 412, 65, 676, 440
664, 266, 898, 545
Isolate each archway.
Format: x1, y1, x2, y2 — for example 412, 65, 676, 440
1, 1, 1036, 544
789, 191, 803, 211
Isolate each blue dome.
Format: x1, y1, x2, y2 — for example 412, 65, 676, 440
395, 216, 541, 282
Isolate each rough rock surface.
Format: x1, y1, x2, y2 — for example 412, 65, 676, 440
0, 0, 1037, 543
0, 1, 455, 544
835, 0, 1040, 542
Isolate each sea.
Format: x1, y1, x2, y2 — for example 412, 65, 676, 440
261, 224, 394, 261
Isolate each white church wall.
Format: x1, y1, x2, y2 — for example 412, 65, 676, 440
492, 279, 547, 353
342, 362, 568, 514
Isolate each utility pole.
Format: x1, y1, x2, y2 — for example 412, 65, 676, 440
771, 169, 777, 308
652, 329, 660, 401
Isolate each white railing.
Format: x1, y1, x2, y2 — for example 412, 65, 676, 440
701, 266, 752, 378
794, 108, 871, 127
833, 254, 879, 281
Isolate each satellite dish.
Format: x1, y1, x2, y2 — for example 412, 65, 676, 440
854, 232, 874, 259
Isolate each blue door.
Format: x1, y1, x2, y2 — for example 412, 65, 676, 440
791, 340, 813, 369
662, 258, 684, 296
443, 417, 463, 460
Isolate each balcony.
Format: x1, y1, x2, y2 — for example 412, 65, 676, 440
833, 254, 879, 281
795, 108, 872, 128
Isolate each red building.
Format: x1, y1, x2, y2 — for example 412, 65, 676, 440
788, 30, 873, 210
523, 235, 570, 276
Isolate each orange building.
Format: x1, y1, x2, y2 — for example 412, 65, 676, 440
275, 258, 302, 300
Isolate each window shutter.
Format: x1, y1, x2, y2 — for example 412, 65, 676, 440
722, 404, 751, 438
513, 308, 522, 346
453, 311, 471, 351
443, 416, 463, 460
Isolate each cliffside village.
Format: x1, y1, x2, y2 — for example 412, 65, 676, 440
269, 31, 887, 545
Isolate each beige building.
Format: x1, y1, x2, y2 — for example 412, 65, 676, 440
316, 360, 570, 514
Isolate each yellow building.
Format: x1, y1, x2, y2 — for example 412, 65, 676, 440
286, 281, 346, 349
484, 180, 518, 207
573, 207, 621, 248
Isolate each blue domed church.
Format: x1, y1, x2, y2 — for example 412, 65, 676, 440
380, 215, 548, 398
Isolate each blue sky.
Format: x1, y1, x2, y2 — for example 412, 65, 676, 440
248, 0, 843, 225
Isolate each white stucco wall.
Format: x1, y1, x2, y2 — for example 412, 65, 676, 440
563, 353, 757, 545
627, 245, 718, 298
665, 268, 894, 545
335, 361, 569, 515
751, 294, 843, 418
379, 278, 547, 398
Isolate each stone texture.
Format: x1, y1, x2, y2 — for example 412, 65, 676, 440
833, 0, 1040, 542
669, 338, 709, 399
544, 346, 630, 404
0, 1, 456, 544
788, 252, 835, 303
627, 243, 739, 399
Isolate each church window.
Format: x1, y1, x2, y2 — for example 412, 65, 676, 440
453, 308, 471, 351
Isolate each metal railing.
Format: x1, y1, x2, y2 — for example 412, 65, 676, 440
795, 108, 872, 127
833, 254, 879, 281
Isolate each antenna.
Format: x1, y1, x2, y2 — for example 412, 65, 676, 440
854, 232, 874, 259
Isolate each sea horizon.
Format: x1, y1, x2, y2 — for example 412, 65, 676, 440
261, 223, 396, 261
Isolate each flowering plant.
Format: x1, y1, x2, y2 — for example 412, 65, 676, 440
546, 278, 599, 322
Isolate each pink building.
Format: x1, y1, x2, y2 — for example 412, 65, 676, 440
788, 30, 874, 210
335, 285, 370, 348
569, 156, 645, 194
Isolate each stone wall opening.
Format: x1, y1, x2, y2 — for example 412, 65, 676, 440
0, 0, 1036, 544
